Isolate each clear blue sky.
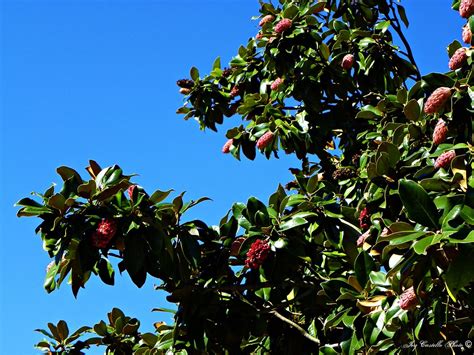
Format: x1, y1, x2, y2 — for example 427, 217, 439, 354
0, 1, 464, 353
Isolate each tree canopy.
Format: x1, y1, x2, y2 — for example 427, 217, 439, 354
17, 0, 474, 353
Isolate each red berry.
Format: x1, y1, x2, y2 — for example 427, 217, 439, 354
434, 150, 456, 169
92, 219, 117, 248
259, 14, 275, 26
341, 54, 355, 70
222, 139, 234, 154
357, 230, 370, 247
358, 207, 371, 230
274, 18, 292, 33
432, 119, 448, 145
256, 131, 274, 149
462, 24, 472, 44
245, 239, 271, 269
449, 47, 468, 70
270, 78, 283, 91
399, 287, 418, 310
256, 32, 263, 40
423, 87, 452, 114
459, 0, 474, 18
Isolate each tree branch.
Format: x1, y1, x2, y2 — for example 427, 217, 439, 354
388, 3, 421, 81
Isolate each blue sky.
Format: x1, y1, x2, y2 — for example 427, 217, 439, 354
0, 1, 464, 353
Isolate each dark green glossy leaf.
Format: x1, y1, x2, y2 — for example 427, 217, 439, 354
398, 179, 439, 229
354, 251, 376, 288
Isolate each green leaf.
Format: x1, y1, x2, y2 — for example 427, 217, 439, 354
388, 231, 427, 245
150, 189, 174, 204
35, 328, 53, 339
377, 142, 400, 167
57, 320, 69, 341
98, 257, 115, 286
190, 67, 199, 81
422, 73, 455, 89
403, 99, 420, 121
320, 43, 330, 61
56, 166, 82, 183
47, 323, 60, 341
419, 178, 452, 192
397, 88, 408, 104
93, 321, 108, 336
212, 57, 221, 70
375, 20, 390, 32
179, 234, 201, 268
445, 246, 474, 301
15, 197, 43, 208
447, 40, 462, 57
283, 4, 298, 18
396, 4, 409, 27
77, 180, 97, 198
47, 194, 66, 212
413, 234, 442, 254
398, 179, 439, 229
280, 216, 308, 231
124, 236, 147, 287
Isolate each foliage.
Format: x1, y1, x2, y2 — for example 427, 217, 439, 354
17, 0, 474, 353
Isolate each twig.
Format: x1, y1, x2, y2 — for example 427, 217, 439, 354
389, 3, 421, 81
107, 252, 123, 259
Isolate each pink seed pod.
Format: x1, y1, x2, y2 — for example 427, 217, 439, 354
341, 54, 355, 70
259, 14, 275, 27
423, 87, 452, 114
274, 18, 292, 34
222, 139, 234, 154
459, 0, 474, 18
399, 287, 418, 310
245, 239, 271, 269
357, 230, 370, 247
449, 47, 468, 70
432, 119, 448, 145
270, 77, 284, 91
462, 24, 472, 44
256, 131, 274, 149
434, 150, 456, 169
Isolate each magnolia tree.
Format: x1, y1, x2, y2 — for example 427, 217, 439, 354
17, 0, 474, 353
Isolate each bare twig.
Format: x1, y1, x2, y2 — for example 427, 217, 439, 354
388, 3, 421, 81
270, 310, 321, 346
